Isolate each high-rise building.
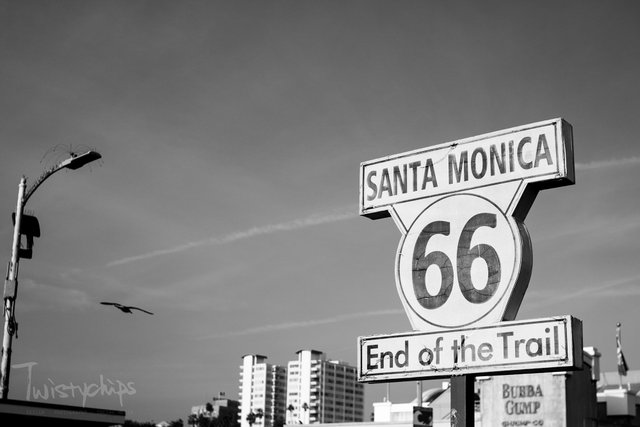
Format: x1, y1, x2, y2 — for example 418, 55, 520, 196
239, 354, 287, 427
286, 350, 364, 424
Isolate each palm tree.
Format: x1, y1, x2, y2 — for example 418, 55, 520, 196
246, 412, 257, 427
287, 404, 295, 424
197, 413, 209, 427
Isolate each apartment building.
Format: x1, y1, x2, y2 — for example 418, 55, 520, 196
286, 350, 364, 425
239, 354, 287, 427
239, 351, 364, 426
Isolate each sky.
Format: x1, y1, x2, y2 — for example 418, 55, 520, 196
1, 0, 640, 423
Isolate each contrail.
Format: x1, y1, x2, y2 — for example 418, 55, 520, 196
107, 156, 638, 267
575, 156, 640, 170
526, 273, 640, 309
107, 207, 356, 267
198, 309, 404, 339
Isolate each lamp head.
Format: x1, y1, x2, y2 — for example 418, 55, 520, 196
61, 150, 102, 170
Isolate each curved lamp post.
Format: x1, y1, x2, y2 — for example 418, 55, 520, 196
0, 150, 101, 399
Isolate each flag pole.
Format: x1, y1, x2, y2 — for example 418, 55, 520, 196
616, 322, 629, 390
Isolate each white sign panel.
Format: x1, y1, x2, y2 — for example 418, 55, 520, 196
358, 316, 582, 383
360, 118, 574, 218
479, 373, 568, 427
396, 193, 528, 330
359, 118, 575, 331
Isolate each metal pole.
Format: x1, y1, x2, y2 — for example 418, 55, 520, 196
0, 177, 26, 399
450, 375, 474, 427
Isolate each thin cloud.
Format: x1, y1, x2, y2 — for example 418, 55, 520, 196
535, 213, 640, 243
107, 207, 356, 267
526, 274, 640, 309
575, 156, 640, 170
198, 309, 404, 340
18, 278, 93, 312
106, 156, 639, 268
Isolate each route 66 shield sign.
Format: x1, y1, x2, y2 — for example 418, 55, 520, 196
360, 118, 574, 331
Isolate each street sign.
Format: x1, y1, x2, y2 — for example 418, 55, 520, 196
358, 119, 580, 427
360, 118, 574, 219
359, 118, 575, 331
358, 316, 582, 382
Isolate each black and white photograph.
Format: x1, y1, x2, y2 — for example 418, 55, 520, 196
1, 1, 639, 426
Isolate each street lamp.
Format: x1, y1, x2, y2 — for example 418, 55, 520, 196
0, 150, 101, 399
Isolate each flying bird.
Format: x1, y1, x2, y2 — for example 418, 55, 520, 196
100, 302, 154, 315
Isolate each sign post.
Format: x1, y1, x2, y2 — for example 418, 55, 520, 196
450, 375, 474, 427
357, 118, 578, 426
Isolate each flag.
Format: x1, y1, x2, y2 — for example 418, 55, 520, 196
617, 322, 629, 376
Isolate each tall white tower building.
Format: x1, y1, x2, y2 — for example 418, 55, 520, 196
286, 350, 364, 424
239, 354, 287, 427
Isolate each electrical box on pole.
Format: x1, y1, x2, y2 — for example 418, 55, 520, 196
11, 213, 40, 260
